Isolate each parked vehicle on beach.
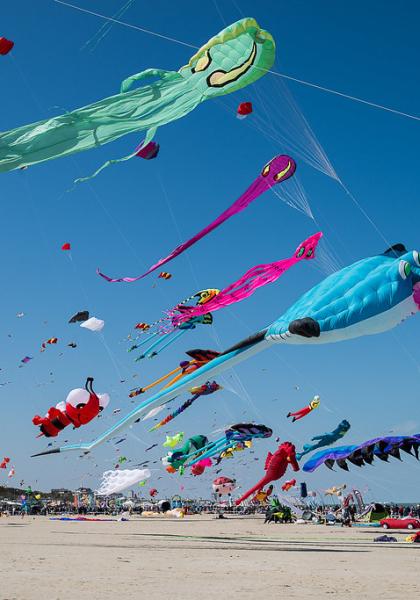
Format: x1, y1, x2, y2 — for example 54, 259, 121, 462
380, 517, 420, 530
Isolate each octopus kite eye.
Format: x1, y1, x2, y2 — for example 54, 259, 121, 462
413, 251, 420, 266
399, 260, 411, 279
274, 161, 292, 182
261, 164, 271, 177
192, 51, 212, 73
296, 246, 305, 258
306, 249, 313, 258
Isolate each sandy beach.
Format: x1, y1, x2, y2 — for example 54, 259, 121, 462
1, 515, 419, 600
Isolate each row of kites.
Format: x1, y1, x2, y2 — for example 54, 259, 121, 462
2, 18, 420, 499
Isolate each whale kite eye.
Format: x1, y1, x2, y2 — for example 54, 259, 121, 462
399, 260, 411, 279
413, 251, 420, 266
261, 163, 271, 177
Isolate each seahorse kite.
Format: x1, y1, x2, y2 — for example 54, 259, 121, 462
32, 244, 420, 457
0, 18, 275, 175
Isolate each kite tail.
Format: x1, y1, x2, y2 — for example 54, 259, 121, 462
139, 328, 187, 359
75, 127, 157, 184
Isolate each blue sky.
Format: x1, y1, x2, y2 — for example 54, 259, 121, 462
1, 0, 419, 502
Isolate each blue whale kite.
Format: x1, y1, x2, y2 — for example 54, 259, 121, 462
32, 243, 420, 457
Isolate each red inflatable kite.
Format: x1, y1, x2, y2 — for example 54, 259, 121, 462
235, 442, 299, 505
0, 37, 14, 55
32, 378, 108, 437
281, 478, 296, 491
287, 395, 320, 423
237, 102, 253, 119
0, 457, 10, 469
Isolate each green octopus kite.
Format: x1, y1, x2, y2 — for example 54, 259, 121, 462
0, 18, 275, 175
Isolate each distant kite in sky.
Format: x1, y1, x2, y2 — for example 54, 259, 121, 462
98, 154, 295, 282
0, 19, 274, 176
287, 395, 320, 423
237, 101, 253, 119
80, 317, 104, 332
135, 140, 160, 159
41, 338, 58, 352
69, 311, 89, 323
0, 37, 14, 55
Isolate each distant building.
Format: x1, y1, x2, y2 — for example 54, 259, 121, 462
76, 487, 93, 495
51, 488, 72, 495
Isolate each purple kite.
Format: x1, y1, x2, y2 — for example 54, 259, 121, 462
302, 434, 420, 472
170, 232, 322, 328
97, 155, 296, 282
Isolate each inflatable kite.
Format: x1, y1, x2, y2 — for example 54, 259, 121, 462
0, 19, 274, 176
287, 395, 320, 422
281, 478, 296, 491
213, 477, 236, 498
252, 484, 274, 503
302, 434, 420, 472
235, 442, 299, 505
237, 102, 253, 119
325, 484, 346, 496
170, 233, 322, 328
149, 488, 158, 497
96, 468, 151, 495
149, 381, 221, 431
296, 419, 351, 460
217, 439, 252, 462
135, 140, 159, 160
163, 435, 209, 473
191, 458, 212, 476
163, 432, 184, 448
0, 457, 10, 469
0, 37, 14, 55
33, 244, 420, 456
32, 378, 109, 438
98, 154, 295, 282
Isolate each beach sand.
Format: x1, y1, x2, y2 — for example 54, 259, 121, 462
1, 515, 419, 599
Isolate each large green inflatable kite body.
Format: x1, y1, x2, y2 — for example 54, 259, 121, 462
0, 18, 275, 173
